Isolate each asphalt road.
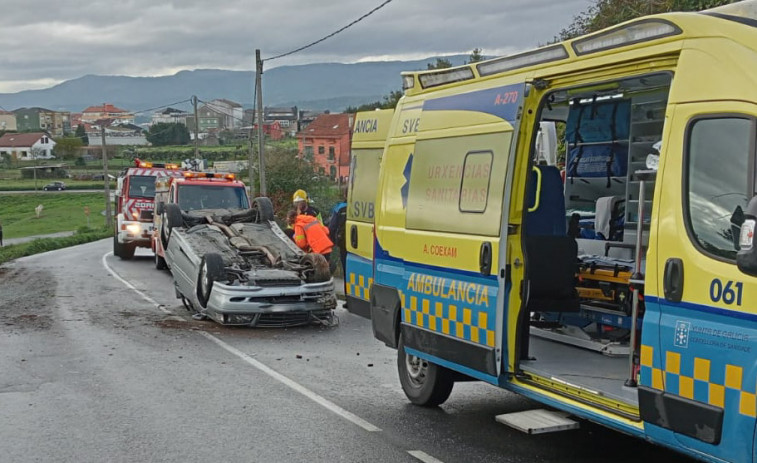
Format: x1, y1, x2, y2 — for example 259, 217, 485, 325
0, 240, 695, 463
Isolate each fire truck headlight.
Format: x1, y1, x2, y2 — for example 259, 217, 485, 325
126, 224, 141, 235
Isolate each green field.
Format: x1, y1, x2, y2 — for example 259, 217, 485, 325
0, 193, 113, 239
0, 179, 115, 191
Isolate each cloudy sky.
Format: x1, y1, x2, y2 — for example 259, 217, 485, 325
0, 0, 594, 94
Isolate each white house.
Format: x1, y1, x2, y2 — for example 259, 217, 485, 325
0, 132, 56, 160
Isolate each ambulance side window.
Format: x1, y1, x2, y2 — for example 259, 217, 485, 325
685, 116, 754, 261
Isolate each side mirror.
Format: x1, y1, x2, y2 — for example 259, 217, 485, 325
737, 196, 757, 275
155, 201, 165, 216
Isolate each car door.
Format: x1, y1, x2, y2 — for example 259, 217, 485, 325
641, 102, 757, 463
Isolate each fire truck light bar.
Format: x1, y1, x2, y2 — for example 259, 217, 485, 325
182, 172, 236, 180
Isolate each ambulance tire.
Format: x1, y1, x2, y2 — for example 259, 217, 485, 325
252, 197, 274, 223
197, 253, 225, 308
397, 334, 454, 407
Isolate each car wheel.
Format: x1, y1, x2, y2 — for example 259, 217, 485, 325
252, 197, 274, 223
155, 251, 167, 270
397, 333, 454, 407
58, 187, 62, 191
299, 253, 331, 283
196, 253, 225, 308
165, 203, 183, 238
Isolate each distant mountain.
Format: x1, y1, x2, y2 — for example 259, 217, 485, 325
0, 55, 471, 115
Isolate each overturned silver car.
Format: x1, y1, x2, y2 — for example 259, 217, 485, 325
163, 197, 337, 327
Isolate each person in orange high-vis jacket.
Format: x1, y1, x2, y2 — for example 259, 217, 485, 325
288, 209, 333, 263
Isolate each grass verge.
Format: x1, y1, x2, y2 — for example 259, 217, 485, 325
0, 228, 112, 266
0, 192, 113, 238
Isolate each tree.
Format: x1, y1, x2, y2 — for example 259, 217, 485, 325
146, 122, 191, 147
557, 0, 734, 41
53, 136, 83, 160
345, 89, 404, 113
75, 124, 89, 146
468, 48, 484, 63
427, 58, 452, 70
262, 146, 340, 222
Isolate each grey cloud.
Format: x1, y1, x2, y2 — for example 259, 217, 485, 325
0, 0, 594, 92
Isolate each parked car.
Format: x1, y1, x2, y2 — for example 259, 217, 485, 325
163, 197, 337, 327
43, 181, 66, 191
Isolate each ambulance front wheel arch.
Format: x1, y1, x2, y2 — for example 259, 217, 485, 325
397, 333, 454, 407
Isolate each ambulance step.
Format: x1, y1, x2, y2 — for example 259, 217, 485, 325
495, 409, 579, 434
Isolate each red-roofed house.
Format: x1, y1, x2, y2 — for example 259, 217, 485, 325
81, 103, 134, 125
0, 132, 56, 160
297, 113, 354, 181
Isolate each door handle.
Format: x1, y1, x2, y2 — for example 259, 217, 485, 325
663, 258, 684, 302
480, 241, 492, 275
350, 225, 358, 249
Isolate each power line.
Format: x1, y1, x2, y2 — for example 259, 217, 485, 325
131, 98, 193, 116
265, 0, 394, 62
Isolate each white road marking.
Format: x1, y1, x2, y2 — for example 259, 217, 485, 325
198, 331, 382, 432
101, 252, 172, 315
103, 250, 382, 433
408, 450, 445, 463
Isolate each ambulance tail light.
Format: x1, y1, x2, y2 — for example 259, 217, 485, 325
737, 196, 757, 276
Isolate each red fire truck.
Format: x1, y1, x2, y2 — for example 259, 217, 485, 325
113, 159, 183, 260
152, 171, 250, 269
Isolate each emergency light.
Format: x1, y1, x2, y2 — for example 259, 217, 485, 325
183, 171, 235, 180
572, 20, 681, 55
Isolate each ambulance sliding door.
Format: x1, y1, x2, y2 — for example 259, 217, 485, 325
398, 84, 524, 382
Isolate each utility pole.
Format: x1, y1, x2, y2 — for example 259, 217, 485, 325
192, 95, 200, 161
247, 67, 256, 195
255, 49, 266, 196
101, 125, 111, 228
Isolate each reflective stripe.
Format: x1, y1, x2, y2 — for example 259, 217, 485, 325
303, 221, 319, 231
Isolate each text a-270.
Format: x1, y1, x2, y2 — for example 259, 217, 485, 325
494, 91, 519, 105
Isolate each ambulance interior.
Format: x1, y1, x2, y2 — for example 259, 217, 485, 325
519, 73, 671, 408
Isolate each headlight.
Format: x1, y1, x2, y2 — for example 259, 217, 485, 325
126, 224, 141, 235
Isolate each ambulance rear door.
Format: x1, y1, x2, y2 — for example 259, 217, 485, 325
345, 109, 393, 318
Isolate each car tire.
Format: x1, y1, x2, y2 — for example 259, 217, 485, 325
252, 197, 274, 223
155, 251, 167, 270
300, 253, 331, 283
196, 253, 225, 308
397, 333, 454, 407
165, 203, 184, 241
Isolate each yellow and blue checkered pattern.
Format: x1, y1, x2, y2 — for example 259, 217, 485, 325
401, 291, 496, 347
640, 344, 756, 417
346, 272, 372, 301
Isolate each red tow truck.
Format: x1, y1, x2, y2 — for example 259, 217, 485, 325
152, 171, 250, 269
113, 159, 184, 260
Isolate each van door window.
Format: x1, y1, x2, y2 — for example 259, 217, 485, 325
685, 117, 754, 261
347, 148, 382, 223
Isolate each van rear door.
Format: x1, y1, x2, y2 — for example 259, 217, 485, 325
393, 83, 525, 381
345, 109, 394, 318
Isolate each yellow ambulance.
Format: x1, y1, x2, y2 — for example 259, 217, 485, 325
359, 2, 757, 461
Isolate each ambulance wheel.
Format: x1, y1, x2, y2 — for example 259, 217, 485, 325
155, 251, 167, 270
397, 334, 454, 407
197, 253, 225, 308
252, 197, 274, 223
